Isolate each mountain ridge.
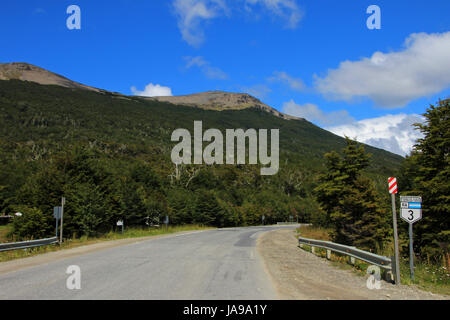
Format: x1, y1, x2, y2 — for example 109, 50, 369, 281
0, 62, 296, 120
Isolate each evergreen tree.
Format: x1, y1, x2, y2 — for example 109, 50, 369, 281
193, 191, 222, 225
315, 138, 389, 250
401, 99, 449, 259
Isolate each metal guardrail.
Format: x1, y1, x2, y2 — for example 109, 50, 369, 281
0, 237, 59, 252
298, 236, 393, 270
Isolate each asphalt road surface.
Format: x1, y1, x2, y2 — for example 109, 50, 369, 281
0, 225, 298, 300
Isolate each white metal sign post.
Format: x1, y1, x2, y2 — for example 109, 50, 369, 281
117, 220, 124, 233
400, 196, 422, 281
388, 177, 401, 285
60, 197, 65, 244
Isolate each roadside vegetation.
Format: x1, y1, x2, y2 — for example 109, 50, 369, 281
0, 224, 211, 263
297, 225, 450, 295
297, 100, 449, 295
0, 80, 401, 241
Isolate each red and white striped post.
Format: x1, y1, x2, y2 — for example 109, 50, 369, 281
388, 177, 401, 284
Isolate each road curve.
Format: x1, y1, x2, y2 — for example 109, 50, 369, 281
0, 225, 298, 300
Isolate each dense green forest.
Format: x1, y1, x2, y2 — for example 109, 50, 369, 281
0, 79, 403, 240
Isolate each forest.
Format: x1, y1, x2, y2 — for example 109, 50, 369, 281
1, 80, 446, 261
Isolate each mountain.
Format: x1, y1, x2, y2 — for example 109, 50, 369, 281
0, 64, 404, 229
149, 91, 296, 120
0, 62, 293, 120
0, 62, 102, 93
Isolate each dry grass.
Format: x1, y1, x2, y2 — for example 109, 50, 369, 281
297, 225, 332, 241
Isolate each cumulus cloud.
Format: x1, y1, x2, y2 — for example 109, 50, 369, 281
282, 100, 354, 126
173, 0, 302, 46
184, 56, 228, 80
282, 100, 424, 156
173, 0, 229, 47
315, 32, 450, 108
131, 83, 173, 97
327, 114, 425, 156
268, 71, 305, 91
245, 0, 303, 29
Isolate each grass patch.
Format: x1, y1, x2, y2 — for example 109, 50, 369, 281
296, 225, 450, 295
0, 225, 212, 263
0, 224, 12, 243
296, 225, 332, 241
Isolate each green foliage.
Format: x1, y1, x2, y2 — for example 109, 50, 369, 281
11, 206, 53, 240
0, 80, 404, 239
399, 99, 449, 260
193, 190, 222, 225
314, 138, 390, 251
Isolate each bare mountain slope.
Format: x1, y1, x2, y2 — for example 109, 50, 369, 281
0, 62, 101, 92
149, 91, 298, 120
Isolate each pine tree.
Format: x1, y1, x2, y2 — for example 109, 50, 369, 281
315, 138, 389, 251
401, 99, 449, 259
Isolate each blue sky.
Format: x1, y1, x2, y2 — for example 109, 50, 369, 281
1, 0, 449, 156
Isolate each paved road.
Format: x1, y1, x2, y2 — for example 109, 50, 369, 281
0, 225, 298, 300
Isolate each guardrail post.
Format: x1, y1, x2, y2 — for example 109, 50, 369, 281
326, 249, 331, 260
384, 270, 395, 283
348, 256, 355, 265
390, 256, 398, 285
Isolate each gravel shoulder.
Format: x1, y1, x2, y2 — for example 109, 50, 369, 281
257, 228, 449, 300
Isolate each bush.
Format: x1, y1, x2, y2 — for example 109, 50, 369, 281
11, 206, 53, 240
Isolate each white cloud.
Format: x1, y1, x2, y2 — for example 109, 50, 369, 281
173, 0, 228, 47
184, 56, 228, 80
173, 0, 302, 46
327, 114, 425, 156
315, 32, 450, 108
282, 100, 354, 126
245, 0, 302, 29
131, 83, 173, 97
268, 71, 305, 91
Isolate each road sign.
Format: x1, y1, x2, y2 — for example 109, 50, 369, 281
388, 177, 398, 194
400, 196, 422, 203
53, 207, 62, 220
399, 195, 422, 281
401, 208, 422, 224
400, 196, 422, 224
117, 220, 123, 226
